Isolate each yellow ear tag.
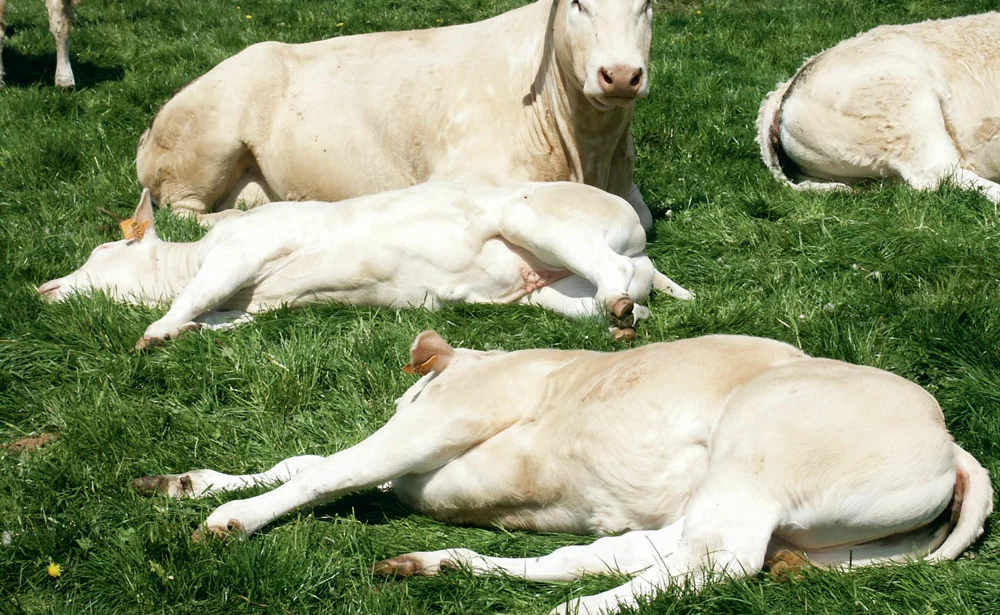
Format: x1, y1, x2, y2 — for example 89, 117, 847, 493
120, 218, 150, 241
402, 354, 438, 375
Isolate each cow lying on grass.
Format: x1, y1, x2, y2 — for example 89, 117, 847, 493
133, 331, 992, 614
0, 0, 78, 88
137, 0, 657, 227
758, 12, 1000, 204
37, 182, 691, 349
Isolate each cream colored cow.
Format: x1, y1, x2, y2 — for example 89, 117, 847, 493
758, 12, 1000, 203
137, 0, 657, 227
134, 332, 992, 614
38, 182, 691, 349
0, 0, 78, 88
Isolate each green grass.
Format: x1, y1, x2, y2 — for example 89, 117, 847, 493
2, 0, 999, 612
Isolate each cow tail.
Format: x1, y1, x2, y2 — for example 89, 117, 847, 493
928, 443, 994, 561
756, 77, 799, 188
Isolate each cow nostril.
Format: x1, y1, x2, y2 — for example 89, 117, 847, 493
601, 69, 614, 85
630, 70, 642, 88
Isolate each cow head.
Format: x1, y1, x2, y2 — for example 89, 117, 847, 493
552, 0, 653, 109
38, 189, 161, 302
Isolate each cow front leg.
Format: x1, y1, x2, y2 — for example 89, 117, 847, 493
133, 455, 326, 498
45, 0, 75, 88
374, 520, 685, 582
136, 246, 264, 349
195, 399, 507, 537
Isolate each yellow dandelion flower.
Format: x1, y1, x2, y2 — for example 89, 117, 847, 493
47, 562, 62, 578
695, 9, 702, 15
246, 14, 252, 19
336, 22, 344, 28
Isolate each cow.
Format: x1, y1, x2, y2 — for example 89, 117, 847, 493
136, 0, 657, 228
37, 182, 692, 349
757, 12, 1000, 204
0, 0, 78, 88
132, 331, 993, 614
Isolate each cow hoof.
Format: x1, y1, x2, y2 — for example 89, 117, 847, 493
764, 550, 812, 582
131, 475, 170, 496
608, 297, 635, 329
192, 520, 243, 543
134, 336, 164, 352
372, 555, 430, 578
611, 327, 637, 342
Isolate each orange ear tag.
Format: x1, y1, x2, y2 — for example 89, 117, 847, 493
402, 354, 438, 375
120, 218, 150, 241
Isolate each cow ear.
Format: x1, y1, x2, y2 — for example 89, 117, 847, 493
403, 330, 455, 375
120, 188, 159, 242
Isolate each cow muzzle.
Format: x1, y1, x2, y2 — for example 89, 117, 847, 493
597, 64, 645, 101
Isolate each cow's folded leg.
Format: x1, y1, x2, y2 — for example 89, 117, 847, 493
375, 520, 685, 582
132, 455, 327, 498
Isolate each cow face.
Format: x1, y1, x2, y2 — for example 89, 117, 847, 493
553, 0, 653, 109
38, 190, 160, 303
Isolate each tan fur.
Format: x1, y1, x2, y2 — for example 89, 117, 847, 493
136, 0, 656, 229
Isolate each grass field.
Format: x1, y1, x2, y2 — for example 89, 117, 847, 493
2, 0, 1000, 613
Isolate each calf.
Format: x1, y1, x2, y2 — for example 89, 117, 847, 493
38, 182, 691, 349
0, 0, 78, 88
137, 0, 657, 227
133, 332, 992, 614
757, 12, 1000, 203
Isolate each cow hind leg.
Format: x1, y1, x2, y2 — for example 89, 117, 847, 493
551, 482, 780, 614
45, 0, 74, 88
374, 519, 686, 582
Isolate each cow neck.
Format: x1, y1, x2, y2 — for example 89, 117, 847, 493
143, 241, 201, 300
527, 27, 634, 188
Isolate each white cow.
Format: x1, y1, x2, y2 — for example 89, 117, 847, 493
0, 0, 78, 88
757, 12, 1000, 204
37, 182, 691, 349
133, 331, 993, 614
136, 0, 656, 227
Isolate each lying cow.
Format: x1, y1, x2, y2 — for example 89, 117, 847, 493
137, 0, 656, 227
37, 182, 691, 349
757, 12, 1000, 204
132, 331, 993, 614
0, 0, 78, 88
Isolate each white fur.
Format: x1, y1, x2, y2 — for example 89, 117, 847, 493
135, 333, 992, 614
135, 0, 655, 229
0, 0, 78, 89
757, 12, 1000, 204
38, 182, 691, 348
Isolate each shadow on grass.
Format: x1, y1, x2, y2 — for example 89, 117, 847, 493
1, 46, 124, 89
314, 490, 417, 526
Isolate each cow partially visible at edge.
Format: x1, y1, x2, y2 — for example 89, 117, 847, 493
758, 12, 1000, 204
137, 0, 658, 228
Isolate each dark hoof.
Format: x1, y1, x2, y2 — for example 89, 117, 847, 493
372, 555, 427, 578
609, 297, 635, 329
132, 475, 170, 496
611, 327, 637, 342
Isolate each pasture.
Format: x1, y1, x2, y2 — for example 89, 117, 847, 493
1, 0, 999, 612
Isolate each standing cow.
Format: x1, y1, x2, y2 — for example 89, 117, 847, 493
137, 0, 657, 227
0, 0, 78, 88
757, 12, 1000, 204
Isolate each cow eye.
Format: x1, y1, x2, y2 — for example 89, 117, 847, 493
570, 0, 584, 12
643, 0, 653, 14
